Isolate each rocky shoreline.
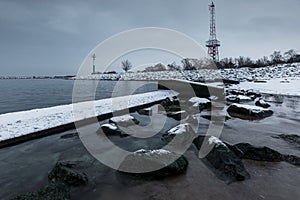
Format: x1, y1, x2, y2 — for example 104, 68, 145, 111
5, 87, 300, 199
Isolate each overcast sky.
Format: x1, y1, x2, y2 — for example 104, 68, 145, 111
0, 0, 299, 75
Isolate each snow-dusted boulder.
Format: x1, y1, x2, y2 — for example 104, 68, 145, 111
226, 95, 240, 103
109, 114, 139, 127
255, 98, 271, 108
193, 136, 250, 181
162, 123, 196, 145
118, 149, 188, 178
98, 123, 129, 137
188, 97, 211, 110
227, 103, 273, 120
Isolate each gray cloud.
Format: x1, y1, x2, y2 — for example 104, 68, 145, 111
0, 0, 299, 75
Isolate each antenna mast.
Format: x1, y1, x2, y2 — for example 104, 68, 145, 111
206, 1, 220, 61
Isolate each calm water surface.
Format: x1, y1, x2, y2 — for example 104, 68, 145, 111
0, 79, 157, 115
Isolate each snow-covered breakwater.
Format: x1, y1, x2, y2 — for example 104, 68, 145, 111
0, 90, 177, 146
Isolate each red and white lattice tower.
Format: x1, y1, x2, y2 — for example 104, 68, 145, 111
206, 1, 220, 61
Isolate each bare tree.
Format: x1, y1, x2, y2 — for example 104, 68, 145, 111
167, 62, 181, 71
182, 58, 195, 70
270, 51, 283, 65
121, 60, 132, 72
284, 49, 297, 63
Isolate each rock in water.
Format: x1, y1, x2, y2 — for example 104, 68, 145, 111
11, 183, 70, 200
162, 123, 196, 149
193, 136, 250, 181
255, 98, 271, 108
160, 97, 181, 112
227, 103, 273, 120
48, 161, 88, 186
167, 110, 189, 121
231, 143, 300, 166
98, 123, 129, 137
188, 97, 211, 110
118, 149, 188, 179
109, 114, 139, 127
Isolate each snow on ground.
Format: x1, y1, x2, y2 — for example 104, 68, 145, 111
232, 78, 300, 97
0, 90, 178, 142
73, 63, 300, 82
134, 149, 171, 156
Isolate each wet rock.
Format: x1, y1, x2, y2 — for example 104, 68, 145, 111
162, 123, 196, 146
118, 149, 188, 179
188, 97, 211, 110
11, 182, 70, 200
226, 89, 244, 96
226, 95, 240, 103
162, 123, 196, 151
193, 136, 250, 181
237, 95, 252, 102
48, 161, 88, 186
231, 143, 300, 166
109, 114, 139, 127
245, 90, 262, 98
98, 123, 129, 137
160, 97, 181, 112
255, 98, 271, 108
272, 134, 300, 148
167, 110, 189, 121
227, 103, 273, 120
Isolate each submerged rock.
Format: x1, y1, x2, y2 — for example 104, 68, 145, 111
255, 98, 271, 108
227, 103, 273, 120
230, 143, 300, 166
48, 161, 88, 186
118, 149, 188, 179
11, 183, 70, 200
193, 136, 250, 181
275, 134, 300, 148
109, 114, 139, 127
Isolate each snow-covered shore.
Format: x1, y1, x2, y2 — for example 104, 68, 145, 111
72, 63, 300, 81
0, 90, 177, 143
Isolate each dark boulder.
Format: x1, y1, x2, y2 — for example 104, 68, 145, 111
118, 149, 188, 179
193, 136, 250, 181
160, 97, 181, 112
48, 161, 88, 186
227, 103, 273, 120
255, 98, 271, 108
231, 143, 300, 166
167, 110, 189, 121
109, 114, 139, 127
226, 95, 240, 103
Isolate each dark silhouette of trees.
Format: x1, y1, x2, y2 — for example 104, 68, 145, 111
121, 60, 132, 72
